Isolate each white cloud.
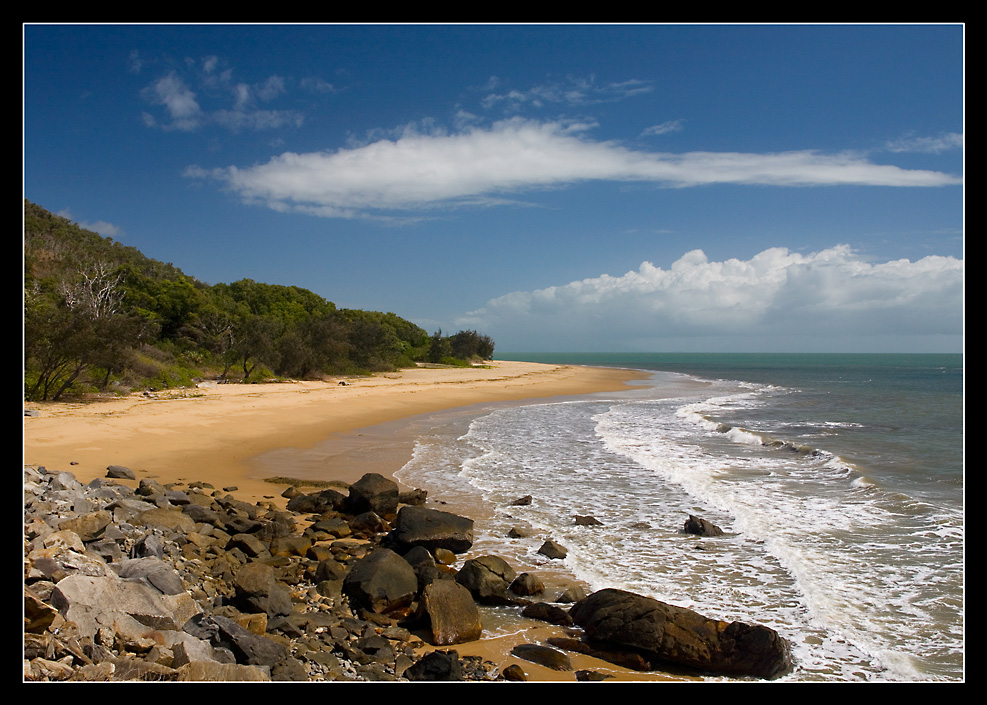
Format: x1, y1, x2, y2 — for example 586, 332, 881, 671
642, 120, 684, 136
56, 209, 122, 238
457, 245, 963, 351
141, 64, 300, 133
188, 118, 962, 219
142, 73, 203, 131
885, 132, 963, 154
480, 75, 653, 111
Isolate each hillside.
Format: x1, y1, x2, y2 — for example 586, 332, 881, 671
23, 200, 493, 401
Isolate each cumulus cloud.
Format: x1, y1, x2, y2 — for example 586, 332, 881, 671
187, 118, 962, 219
456, 245, 963, 351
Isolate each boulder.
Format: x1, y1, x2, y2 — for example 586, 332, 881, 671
231, 562, 293, 618
455, 555, 517, 605
404, 650, 464, 681
387, 505, 474, 554
342, 547, 419, 615
568, 588, 793, 679
285, 488, 346, 514
420, 579, 483, 645
49, 573, 201, 641
537, 539, 568, 559
556, 585, 588, 603
684, 514, 724, 537
346, 473, 399, 516
509, 572, 544, 597
521, 602, 573, 626
115, 557, 186, 595
184, 613, 288, 667
105, 465, 137, 480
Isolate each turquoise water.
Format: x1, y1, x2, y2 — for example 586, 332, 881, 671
395, 352, 964, 681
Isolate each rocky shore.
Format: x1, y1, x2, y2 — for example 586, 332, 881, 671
24, 464, 794, 682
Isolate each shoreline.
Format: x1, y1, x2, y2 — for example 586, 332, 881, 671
24, 360, 668, 682
24, 360, 648, 506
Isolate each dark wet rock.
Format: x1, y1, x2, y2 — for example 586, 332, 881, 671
404, 650, 465, 681
568, 588, 793, 679
345, 472, 400, 517
501, 663, 527, 680
285, 488, 346, 514
576, 669, 614, 681
684, 514, 724, 537
398, 488, 427, 506
387, 504, 474, 554
521, 601, 574, 626
510, 643, 573, 671
455, 555, 517, 605
537, 539, 568, 559
342, 547, 418, 615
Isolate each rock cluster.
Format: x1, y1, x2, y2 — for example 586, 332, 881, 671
23, 464, 794, 682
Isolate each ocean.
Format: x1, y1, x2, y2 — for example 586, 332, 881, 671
392, 353, 964, 682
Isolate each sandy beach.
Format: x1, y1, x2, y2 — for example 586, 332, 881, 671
24, 360, 669, 681
23, 361, 645, 503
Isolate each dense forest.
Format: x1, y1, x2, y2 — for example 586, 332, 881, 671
23, 200, 494, 401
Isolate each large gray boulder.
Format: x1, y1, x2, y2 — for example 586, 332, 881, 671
231, 562, 293, 618
346, 473, 400, 516
568, 588, 793, 679
48, 573, 201, 641
388, 505, 474, 554
342, 547, 419, 615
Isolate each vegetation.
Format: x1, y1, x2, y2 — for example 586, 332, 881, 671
23, 200, 495, 401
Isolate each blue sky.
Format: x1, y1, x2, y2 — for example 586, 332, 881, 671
24, 24, 964, 353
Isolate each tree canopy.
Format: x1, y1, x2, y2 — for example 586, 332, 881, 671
23, 200, 494, 400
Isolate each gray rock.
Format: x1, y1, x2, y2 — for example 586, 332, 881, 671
388, 505, 474, 554
106, 465, 137, 480
342, 547, 419, 615
404, 650, 464, 681
49, 573, 200, 640
346, 473, 399, 516
232, 562, 293, 618
115, 557, 186, 595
